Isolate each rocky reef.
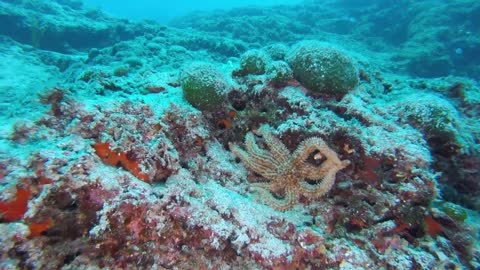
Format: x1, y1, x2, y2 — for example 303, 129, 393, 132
172, 0, 480, 79
0, 0, 479, 269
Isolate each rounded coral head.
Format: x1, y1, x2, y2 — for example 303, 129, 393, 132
237, 49, 270, 76
287, 41, 359, 96
179, 62, 227, 111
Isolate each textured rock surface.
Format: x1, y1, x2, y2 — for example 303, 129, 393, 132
287, 41, 358, 95
0, 0, 479, 269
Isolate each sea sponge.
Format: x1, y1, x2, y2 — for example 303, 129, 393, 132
287, 41, 358, 95
235, 49, 270, 76
180, 62, 227, 111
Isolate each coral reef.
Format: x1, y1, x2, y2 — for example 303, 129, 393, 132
172, 0, 480, 78
0, 0, 479, 269
0, 0, 152, 52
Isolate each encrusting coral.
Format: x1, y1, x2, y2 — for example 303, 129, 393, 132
229, 125, 350, 211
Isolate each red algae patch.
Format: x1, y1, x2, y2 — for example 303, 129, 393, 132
0, 186, 31, 222
93, 142, 150, 182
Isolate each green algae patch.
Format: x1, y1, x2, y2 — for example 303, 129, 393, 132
180, 62, 227, 111
441, 202, 468, 222
287, 41, 358, 95
235, 49, 270, 76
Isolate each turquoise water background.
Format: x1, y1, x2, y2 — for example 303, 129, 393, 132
83, 0, 303, 23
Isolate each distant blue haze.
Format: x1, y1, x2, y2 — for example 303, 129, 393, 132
82, 0, 303, 23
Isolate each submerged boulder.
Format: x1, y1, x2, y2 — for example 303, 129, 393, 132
235, 49, 270, 76
267, 60, 293, 87
179, 62, 227, 111
287, 41, 358, 95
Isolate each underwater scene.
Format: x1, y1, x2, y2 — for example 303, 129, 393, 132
0, 0, 479, 269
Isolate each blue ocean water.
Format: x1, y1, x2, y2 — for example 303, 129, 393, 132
0, 0, 479, 268
83, 0, 304, 23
